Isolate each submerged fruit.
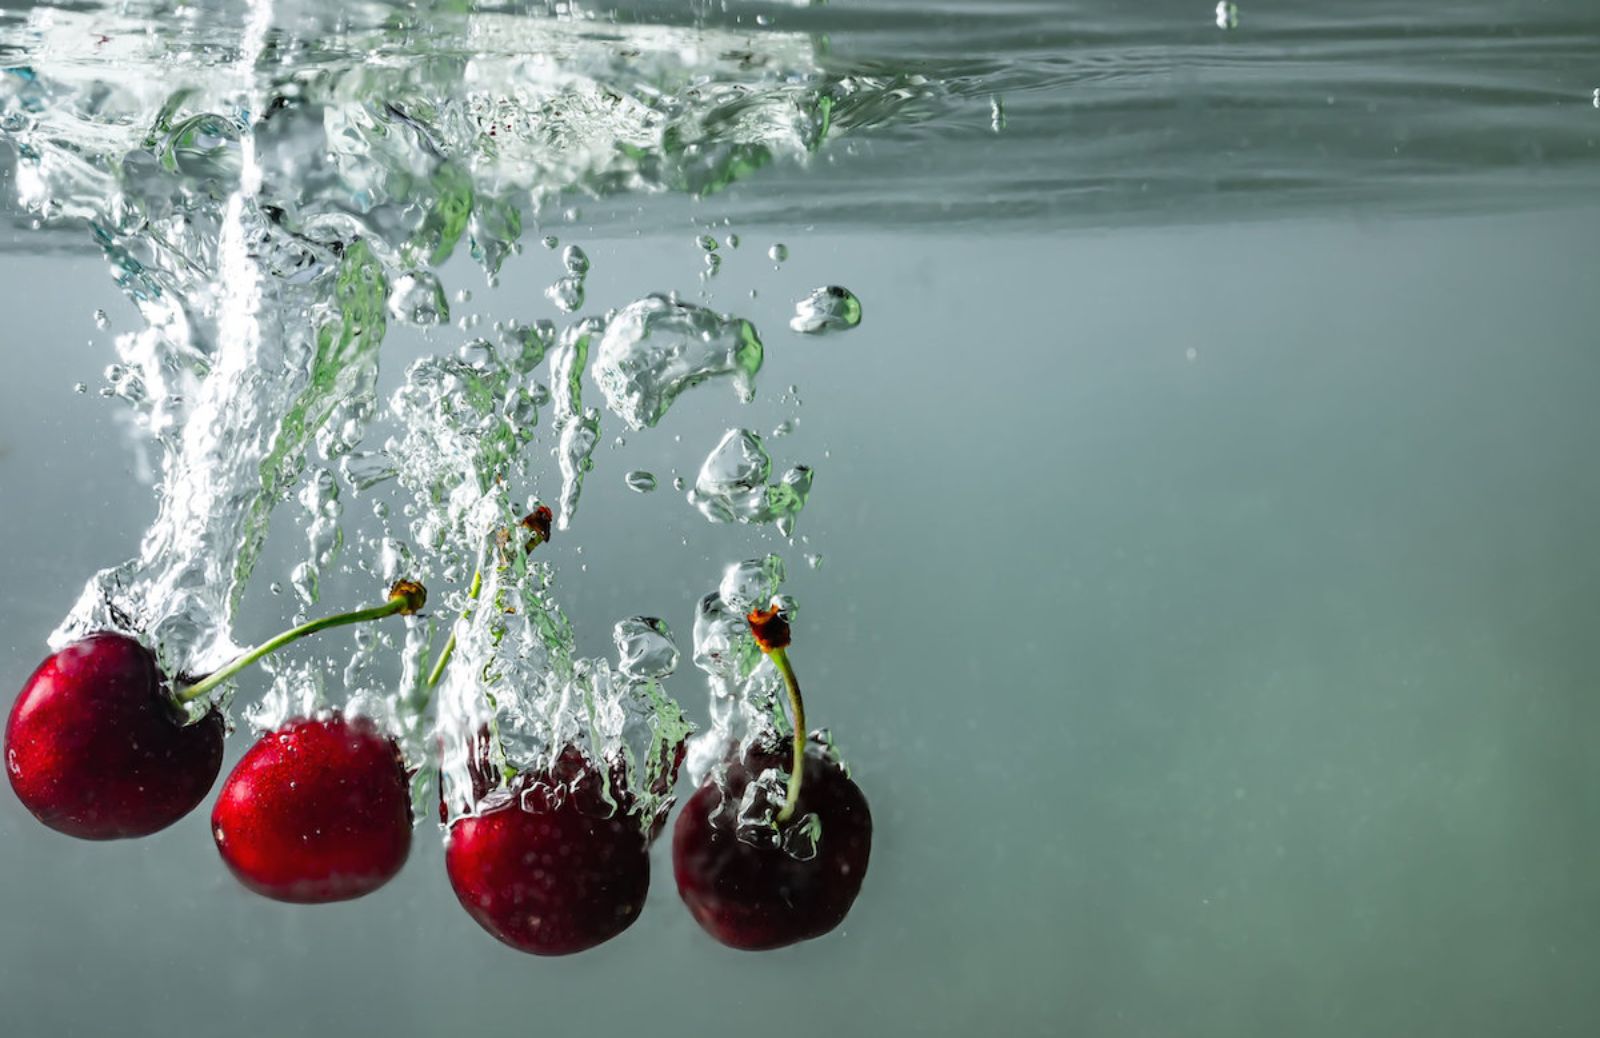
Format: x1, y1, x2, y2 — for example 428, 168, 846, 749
445, 752, 650, 955
673, 745, 872, 951
5, 633, 225, 840
212, 713, 413, 903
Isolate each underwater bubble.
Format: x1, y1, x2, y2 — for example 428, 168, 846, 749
696, 235, 719, 252
546, 275, 585, 314
338, 450, 397, 491
388, 272, 449, 326
768, 243, 788, 263
1216, 2, 1239, 29
782, 811, 822, 861
725, 234, 740, 249
624, 470, 657, 493
593, 295, 764, 430
562, 245, 590, 275
790, 285, 862, 334
92, 308, 109, 329
72, 381, 87, 394
719, 554, 786, 614
806, 553, 823, 570
542, 235, 560, 249
687, 429, 813, 531
556, 409, 600, 529
614, 616, 679, 680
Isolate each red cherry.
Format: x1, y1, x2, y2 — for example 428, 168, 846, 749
211, 713, 413, 904
445, 753, 650, 955
673, 747, 872, 950
5, 633, 224, 840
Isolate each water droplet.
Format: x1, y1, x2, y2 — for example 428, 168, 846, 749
625, 470, 657, 493
790, 286, 863, 335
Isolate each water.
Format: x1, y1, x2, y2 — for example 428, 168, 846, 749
3, 1, 1600, 1036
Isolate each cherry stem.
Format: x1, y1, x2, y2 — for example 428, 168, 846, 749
765, 645, 807, 825
424, 566, 482, 689
175, 580, 426, 704
747, 604, 805, 825
423, 507, 550, 694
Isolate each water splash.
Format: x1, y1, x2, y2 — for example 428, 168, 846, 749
0, 0, 925, 807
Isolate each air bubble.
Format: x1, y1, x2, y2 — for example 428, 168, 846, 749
790, 286, 862, 335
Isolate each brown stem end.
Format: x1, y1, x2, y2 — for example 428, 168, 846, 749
388, 579, 428, 615
747, 604, 791, 653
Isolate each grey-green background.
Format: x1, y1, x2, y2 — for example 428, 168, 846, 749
3, 207, 1600, 1036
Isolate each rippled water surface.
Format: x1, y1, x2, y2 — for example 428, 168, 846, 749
2, 1, 1599, 1036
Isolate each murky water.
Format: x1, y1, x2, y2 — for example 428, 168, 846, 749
2, 1, 1600, 1036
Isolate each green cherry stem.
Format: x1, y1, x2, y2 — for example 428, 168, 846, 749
175, 580, 427, 704
748, 605, 806, 825
423, 505, 552, 693
424, 566, 482, 689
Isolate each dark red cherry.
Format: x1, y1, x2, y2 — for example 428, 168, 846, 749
673, 747, 872, 950
211, 713, 413, 904
5, 633, 224, 840
445, 753, 650, 955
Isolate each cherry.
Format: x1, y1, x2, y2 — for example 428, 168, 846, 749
445, 750, 651, 955
673, 744, 872, 950
5, 633, 225, 840
671, 603, 872, 950
212, 713, 414, 904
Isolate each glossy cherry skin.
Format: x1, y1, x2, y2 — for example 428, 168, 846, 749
673, 747, 872, 951
6, 633, 225, 840
212, 713, 413, 904
445, 759, 651, 956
